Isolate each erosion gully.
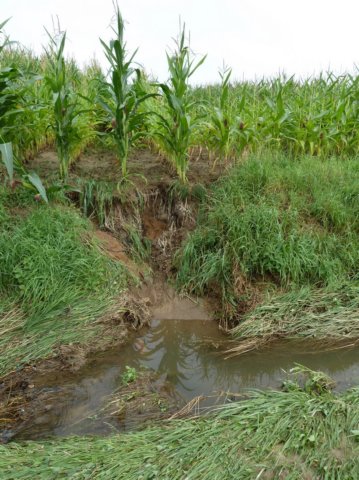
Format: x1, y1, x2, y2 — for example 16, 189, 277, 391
5, 284, 359, 442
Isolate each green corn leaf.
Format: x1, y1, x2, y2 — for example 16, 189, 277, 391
0, 142, 14, 181
24, 171, 48, 203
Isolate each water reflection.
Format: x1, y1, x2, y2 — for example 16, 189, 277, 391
126, 319, 359, 399
15, 318, 359, 439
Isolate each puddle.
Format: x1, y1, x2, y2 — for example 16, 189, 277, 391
13, 315, 359, 441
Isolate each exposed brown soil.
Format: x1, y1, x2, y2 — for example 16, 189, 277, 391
0, 146, 224, 442
94, 229, 142, 277
29, 145, 228, 187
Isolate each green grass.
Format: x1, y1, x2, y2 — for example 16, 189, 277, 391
177, 152, 359, 339
0, 191, 129, 376
1, 370, 358, 479
229, 282, 359, 354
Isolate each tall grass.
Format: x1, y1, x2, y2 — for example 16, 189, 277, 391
177, 152, 359, 329
0, 190, 128, 376
178, 153, 358, 295
1, 370, 358, 479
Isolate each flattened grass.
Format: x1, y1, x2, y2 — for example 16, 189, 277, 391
0, 196, 129, 377
229, 282, 359, 355
1, 372, 358, 479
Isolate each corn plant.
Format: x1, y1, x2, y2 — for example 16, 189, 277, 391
0, 19, 49, 201
205, 67, 245, 160
155, 26, 206, 183
98, 6, 156, 180
0, 19, 21, 148
44, 29, 81, 181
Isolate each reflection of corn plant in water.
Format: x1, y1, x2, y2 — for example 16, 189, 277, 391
44, 30, 81, 181
155, 26, 206, 183
99, 6, 156, 180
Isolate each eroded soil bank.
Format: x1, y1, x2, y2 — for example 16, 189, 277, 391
1, 147, 359, 447
0, 146, 222, 442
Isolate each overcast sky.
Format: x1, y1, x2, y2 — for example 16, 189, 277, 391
2, 0, 358, 84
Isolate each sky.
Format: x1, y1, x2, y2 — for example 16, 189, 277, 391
1, 0, 358, 84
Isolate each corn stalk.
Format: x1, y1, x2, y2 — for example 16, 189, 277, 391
44, 29, 80, 181
99, 5, 156, 180
155, 25, 206, 183
205, 67, 244, 160
0, 19, 48, 201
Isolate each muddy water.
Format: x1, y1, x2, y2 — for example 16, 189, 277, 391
14, 314, 359, 441
127, 319, 359, 396
12, 287, 359, 440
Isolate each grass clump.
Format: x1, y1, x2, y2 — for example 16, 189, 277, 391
229, 281, 359, 354
1, 370, 358, 479
0, 200, 128, 376
177, 152, 359, 341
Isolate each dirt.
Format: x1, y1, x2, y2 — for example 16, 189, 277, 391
30, 145, 228, 186
0, 145, 225, 442
94, 229, 142, 277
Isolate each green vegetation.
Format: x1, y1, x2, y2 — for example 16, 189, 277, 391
0, 6, 359, 479
98, 7, 155, 180
205, 67, 238, 160
0, 188, 128, 376
229, 282, 359, 354
1, 369, 358, 479
194, 73, 359, 158
1, 14, 359, 185
44, 30, 81, 181
121, 365, 138, 385
79, 178, 116, 227
154, 25, 206, 182
177, 152, 359, 342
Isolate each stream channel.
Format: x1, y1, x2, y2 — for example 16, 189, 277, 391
14, 288, 359, 441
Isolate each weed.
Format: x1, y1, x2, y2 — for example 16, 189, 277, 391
0, 199, 129, 376
121, 366, 138, 385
